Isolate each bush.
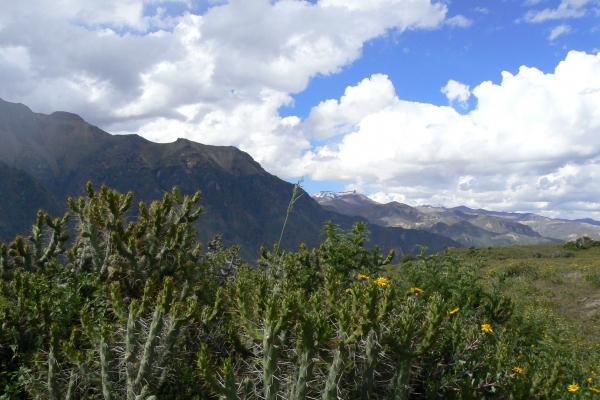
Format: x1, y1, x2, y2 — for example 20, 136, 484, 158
0, 183, 598, 399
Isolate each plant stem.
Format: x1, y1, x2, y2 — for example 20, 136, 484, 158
278, 177, 304, 250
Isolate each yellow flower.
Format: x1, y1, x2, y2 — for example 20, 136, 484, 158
590, 387, 600, 393
374, 277, 389, 287
514, 367, 524, 374
587, 377, 593, 384
568, 383, 580, 393
410, 287, 424, 294
345, 288, 353, 293
481, 324, 493, 333
449, 308, 460, 316
358, 273, 370, 280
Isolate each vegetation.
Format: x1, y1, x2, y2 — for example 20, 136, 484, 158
0, 183, 599, 399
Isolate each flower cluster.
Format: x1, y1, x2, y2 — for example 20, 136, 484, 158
513, 366, 524, 374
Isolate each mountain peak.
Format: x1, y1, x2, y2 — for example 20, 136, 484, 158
49, 111, 84, 121
312, 190, 357, 200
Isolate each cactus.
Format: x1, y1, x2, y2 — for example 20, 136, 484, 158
290, 307, 328, 400
197, 345, 240, 400
65, 183, 205, 296
55, 275, 200, 399
233, 275, 295, 400
3, 210, 70, 273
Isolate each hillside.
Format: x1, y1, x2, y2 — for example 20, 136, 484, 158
0, 99, 459, 260
313, 191, 572, 247
0, 159, 62, 242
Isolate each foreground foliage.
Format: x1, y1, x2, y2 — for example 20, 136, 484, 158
0, 184, 597, 399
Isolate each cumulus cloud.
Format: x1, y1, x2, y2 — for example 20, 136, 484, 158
0, 0, 448, 172
297, 51, 600, 218
3, 1, 600, 219
441, 79, 471, 108
549, 23, 572, 39
524, 0, 590, 22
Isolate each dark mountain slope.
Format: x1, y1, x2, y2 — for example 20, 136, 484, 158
0, 99, 459, 260
0, 159, 61, 242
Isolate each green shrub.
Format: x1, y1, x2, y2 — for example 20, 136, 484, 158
0, 183, 598, 399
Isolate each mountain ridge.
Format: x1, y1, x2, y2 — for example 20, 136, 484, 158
312, 190, 600, 246
0, 98, 460, 259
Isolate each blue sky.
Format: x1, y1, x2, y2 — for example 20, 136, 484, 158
278, 0, 600, 194
1, 0, 600, 218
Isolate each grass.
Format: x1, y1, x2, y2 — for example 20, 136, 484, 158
390, 242, 600, 344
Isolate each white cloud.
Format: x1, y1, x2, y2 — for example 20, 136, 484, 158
441, 79, 471, 108
524, 0, 590, 22
549, 23, 572, 39
0, 0, 448, 135
368, 191, 406, 204
445, 15, 472, 27
305, 74, 398, 140
296, 51, 600, 218
3, 1, 600, 219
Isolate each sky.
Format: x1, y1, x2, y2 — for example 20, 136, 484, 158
1, 0, 600, 219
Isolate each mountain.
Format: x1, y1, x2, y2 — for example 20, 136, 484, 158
0, 159, 62, 242
0, 99, 459, 260
313, 191, 567, 247
447, 205, 600, 242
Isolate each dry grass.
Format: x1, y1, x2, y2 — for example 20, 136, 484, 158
389, 243, 600, 344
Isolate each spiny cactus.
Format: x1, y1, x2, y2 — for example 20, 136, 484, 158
39, 276, 202, 400
65, 182, 204, 296
1, 210, 69, 273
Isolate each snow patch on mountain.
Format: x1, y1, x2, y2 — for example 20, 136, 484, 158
312, 190, 357, 201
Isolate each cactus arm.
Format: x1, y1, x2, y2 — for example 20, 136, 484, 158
291, 347, 314, 400
198, 345, 240, 400
290, 314, 319, 400
30, 211, 45, 267
63, 339, 101, 385
47, 325, 60, 400
235, 295, 263, 340
262, 321, 280, 400
322, 348, 344, 400
359, 330, 379, 400
134, 302, 165, 387
81, 312, 100, 344
100, 326, 114, 400
156, 299, 198, 387
415, 294, 443, 356
391, 358, 412, 400
134, 277, 173, 386
110, 283, 128, 322
126, 300, 141, 400
65, 370, 76, 400
37, 213, 70, 267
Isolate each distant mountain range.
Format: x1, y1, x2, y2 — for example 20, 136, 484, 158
0, 99, 459, 260
313, 191, 600, 247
